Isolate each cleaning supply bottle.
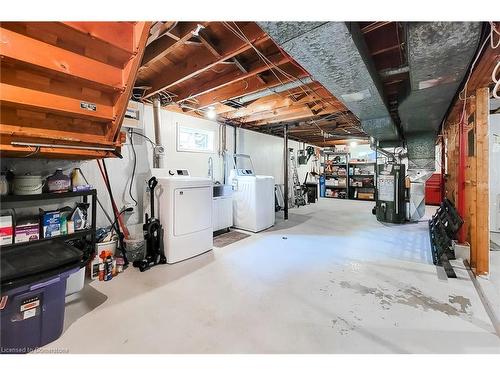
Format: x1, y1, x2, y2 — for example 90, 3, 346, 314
98, 259, 104, 281
105, 256, 113, 281
47, 168, 71, 193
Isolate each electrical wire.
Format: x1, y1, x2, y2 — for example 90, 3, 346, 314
493, 60, 500, 99
22, 146, 40, 157
76, 167, 114, 225
128, 130, 138, 207
99, 159, 129, 264
128, 130, 156, 147
490, 22, 500, 49
225, 21, 356, 127
221, 22, 361, 140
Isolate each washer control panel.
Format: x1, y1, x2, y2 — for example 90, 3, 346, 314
169, 169, 190, 176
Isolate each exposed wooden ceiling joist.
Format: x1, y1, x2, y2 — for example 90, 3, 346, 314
137, 21, 365, 145
141, 23, 269, 99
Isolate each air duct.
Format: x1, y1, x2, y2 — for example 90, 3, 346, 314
258, 21, 401, 142
398, 22, 481, 220
400, 22, 482, 170
233, 77, 315, 105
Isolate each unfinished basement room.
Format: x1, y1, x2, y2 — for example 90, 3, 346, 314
1, 2, 500, 372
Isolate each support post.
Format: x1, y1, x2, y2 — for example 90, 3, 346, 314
284, 124, 289, 220
475, 87, 489, 275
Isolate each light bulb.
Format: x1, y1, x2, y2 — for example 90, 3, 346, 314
206, 107, 216, 120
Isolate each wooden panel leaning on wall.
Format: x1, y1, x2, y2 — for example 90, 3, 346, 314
0, 22, 151, 160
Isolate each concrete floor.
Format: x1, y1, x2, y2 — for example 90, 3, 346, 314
475, 233, 500, 336
48, 199, 500, 353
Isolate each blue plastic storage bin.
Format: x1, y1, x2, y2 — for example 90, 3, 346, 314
1, 267, 77, 354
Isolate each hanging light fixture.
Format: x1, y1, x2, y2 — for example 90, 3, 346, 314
206, 106, 217, 120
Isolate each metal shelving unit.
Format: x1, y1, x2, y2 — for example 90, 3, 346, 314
321, 151, 349, 199
348, 162, 376, 201
0, 189, 97, 253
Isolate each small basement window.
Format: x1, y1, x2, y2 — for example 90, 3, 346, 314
177, 124, 215, 153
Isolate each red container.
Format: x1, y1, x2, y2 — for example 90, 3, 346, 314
425, 173, 443, 206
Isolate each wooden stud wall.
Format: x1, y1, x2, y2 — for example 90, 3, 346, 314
443, 87, 490, 275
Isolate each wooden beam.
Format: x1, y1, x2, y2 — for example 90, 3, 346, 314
0, 82, 114, 122
475, 87, 489, 275
141, 22, 199, 67
192, 64, 308, 108
371, 44, 401, 56
232, 57, 248, 73
2, 22, 134, 69
249, 105, 343, 126
0, 27, 124, 90
146, 21, 177, 45
109, 21, 151, 142
61, 22, 135, 53
175, 52, 290, 102
361, 21, 392, 34
143, 24, 269, 99
197, 29, 222, 57
242, 105, 315, 123
0, 124, 112, 146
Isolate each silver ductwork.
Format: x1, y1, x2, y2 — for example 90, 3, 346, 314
260, 21, 482, 221
258, 21, 401, 142
400, 22, 482, 170
399, 22, 481, 220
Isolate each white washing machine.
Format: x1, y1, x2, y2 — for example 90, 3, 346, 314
228, 154, 275, 232
148, 168, 213, 263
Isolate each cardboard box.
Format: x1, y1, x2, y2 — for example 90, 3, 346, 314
358, 192, 374, 200
15, 222, 40, 243
0, 215, 13, 246
41, 210, 61, 238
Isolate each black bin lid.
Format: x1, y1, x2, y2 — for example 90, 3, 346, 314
1, 240, 83, 283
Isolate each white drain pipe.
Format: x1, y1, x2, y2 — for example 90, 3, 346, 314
152, 96, 163, 168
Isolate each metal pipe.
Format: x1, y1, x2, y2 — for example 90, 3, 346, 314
11, 141, 115, 151
221, 123, 227, 184
457, 118, 467, 242
233, 125, 237, 154
152, 96, 162, 168
440, 136, 446, 202
284, 124, 289, 220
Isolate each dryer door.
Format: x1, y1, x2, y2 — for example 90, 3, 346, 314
174, 187, 212, 236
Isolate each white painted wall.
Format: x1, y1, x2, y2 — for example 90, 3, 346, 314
234, 127, 317, 185
142, 105, 226, 182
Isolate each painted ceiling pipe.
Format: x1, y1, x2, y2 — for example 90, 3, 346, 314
152, 96, 163, 168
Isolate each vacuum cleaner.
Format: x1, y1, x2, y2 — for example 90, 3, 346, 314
133, 176, 166, 272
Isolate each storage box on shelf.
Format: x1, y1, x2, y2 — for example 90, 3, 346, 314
348, 161, 376, 201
